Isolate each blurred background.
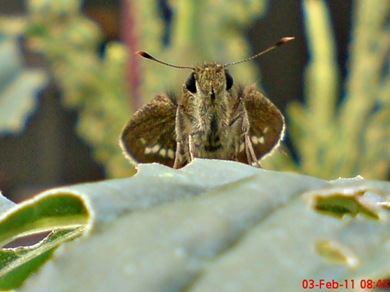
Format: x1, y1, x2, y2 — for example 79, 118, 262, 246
0, 0, 388, 203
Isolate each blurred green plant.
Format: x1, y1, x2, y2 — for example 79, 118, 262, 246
131, 0, 267, 105
263, 0, 390, 180
4, 0, 268, 178
0, 0, 388, 180
0, 21, 47, 136
26, 0, 132, 178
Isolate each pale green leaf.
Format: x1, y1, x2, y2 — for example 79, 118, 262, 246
0, 159, 386, 291
0, 192, 14, 214
0, 191, 89, 289
0, 228, 83, 290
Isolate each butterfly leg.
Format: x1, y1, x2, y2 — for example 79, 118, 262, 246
241, 109, 258, 166
244, 134, 262, 167
188, 134, 196, 161
173, 142, 182, 168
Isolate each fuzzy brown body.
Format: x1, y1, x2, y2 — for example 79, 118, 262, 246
120, 61, 285, 169
175, 63, 243, 166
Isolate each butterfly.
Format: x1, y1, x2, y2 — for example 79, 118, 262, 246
120, 37, 294, 168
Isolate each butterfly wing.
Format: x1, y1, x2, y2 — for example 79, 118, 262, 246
120, 93, 177, 167
236, 85, 285, 165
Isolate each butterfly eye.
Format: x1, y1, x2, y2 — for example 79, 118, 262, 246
225, 70, 233, 90
185, 72, 197, 93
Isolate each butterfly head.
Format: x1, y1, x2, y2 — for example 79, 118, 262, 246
184, 63, 234, 101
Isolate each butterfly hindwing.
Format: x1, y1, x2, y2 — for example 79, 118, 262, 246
236, 85, 285, 164
120, 93, 177, 167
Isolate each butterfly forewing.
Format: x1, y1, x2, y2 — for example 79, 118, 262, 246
236, 85, 285, 164
120, 94, 177, 167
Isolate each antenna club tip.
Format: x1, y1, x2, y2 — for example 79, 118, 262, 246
278, 37, 295, 46
135, 51, 152, 59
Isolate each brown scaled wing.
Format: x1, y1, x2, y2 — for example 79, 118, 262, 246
236, 85, 285, 165
120, 94, 177, 167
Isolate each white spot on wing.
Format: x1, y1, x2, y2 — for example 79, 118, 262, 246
251, 135, 258, 144
145, 144, 161, 155
251, 135, 265, 145
151, 144, 161, 153
239, 143, 245, 152
167, 149, 175, 159
145, 147, 152, 154
159, 148, 167, 157
259, 136, 265, 144
263, 127, 269, 134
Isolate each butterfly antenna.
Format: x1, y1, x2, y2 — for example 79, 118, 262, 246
136, 51, 194, 70
224, 36, 295, 67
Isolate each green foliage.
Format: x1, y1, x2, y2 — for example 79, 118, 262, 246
0, 160, 389, 290
263, 0, 390, 180
0, 191, 88, 289
19, 0, 269, 178
26, 0, 132, 178
0, 229, 83, 290
1, 0, 387, 179
134, 0, 268, 102
0, 21, 47, 136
